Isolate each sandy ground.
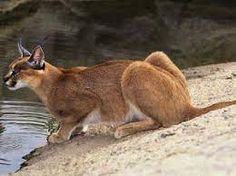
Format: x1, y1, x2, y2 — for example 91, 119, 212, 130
11, 62, 236, 176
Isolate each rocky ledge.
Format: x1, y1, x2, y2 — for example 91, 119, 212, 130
11, 62, 236, 176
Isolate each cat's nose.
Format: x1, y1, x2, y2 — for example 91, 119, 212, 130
3, 76, 9, 84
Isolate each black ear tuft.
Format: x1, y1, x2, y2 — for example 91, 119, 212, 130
27, 45, 45, 70
17, 39, 31, 57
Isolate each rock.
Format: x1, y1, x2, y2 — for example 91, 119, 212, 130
0, 0, 39, 24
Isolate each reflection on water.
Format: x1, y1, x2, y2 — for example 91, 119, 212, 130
0, 101, 49, 175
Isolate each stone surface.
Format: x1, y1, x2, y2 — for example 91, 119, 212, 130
11, 62, 236, 176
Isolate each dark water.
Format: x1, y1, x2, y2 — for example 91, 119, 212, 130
0, 0, 235, 175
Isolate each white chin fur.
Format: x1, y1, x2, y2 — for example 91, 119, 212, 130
7, 80, 29, 90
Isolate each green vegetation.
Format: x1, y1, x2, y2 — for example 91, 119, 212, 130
0, 124, 4, 134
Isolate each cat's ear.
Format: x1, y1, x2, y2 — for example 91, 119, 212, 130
17, 39, 31, 57
27, 45, 45, 70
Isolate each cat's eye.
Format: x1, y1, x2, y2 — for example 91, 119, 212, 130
12, 69, 19, 75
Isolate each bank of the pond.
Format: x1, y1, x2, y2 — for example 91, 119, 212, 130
11, 63, 236, 176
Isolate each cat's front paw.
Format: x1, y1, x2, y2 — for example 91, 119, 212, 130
114, 128, 126, 139
47, 133, 67, 144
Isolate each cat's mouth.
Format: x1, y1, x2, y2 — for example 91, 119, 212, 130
5, 80, 17, 90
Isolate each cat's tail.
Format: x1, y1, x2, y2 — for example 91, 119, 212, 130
188, 100, 236, 119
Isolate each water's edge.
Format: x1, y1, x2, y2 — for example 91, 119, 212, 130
0, 101, 50, 175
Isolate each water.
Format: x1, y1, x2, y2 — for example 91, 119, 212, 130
0, 101, 49, 175
0, 0, 235, 175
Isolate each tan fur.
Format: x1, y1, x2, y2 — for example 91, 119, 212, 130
4, 50, 236, 143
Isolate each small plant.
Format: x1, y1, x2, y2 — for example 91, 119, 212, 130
0, 123, 5, 134
46, 117, 59, 134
